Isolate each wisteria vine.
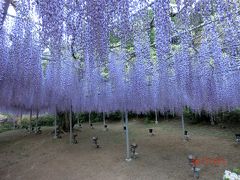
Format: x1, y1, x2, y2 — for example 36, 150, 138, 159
0, 0, 240, 115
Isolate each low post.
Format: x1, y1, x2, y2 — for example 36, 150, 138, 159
125, 111, 131, 161
69, 106, 73, 144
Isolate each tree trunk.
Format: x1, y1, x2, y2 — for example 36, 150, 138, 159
57, 111, 76, 132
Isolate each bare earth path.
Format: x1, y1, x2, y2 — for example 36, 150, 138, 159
0, 119, 239, 180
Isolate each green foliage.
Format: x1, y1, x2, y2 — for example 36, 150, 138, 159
76, 111, 122, 123
149, 27, 155, 45
109, 32, 120, 45
20, 118, 30, 128
35, 115, 55, 126
75, 112, 102, 123
183, 108, 210, 124
88, 112, 101, 123
144, 117, 153, 124
221, 110, 240, 123
0, 122, 13, 133
20, 115, 55, 127
183, 107, 240, 125
233, 168, 240, 175
108, 112, 121, 121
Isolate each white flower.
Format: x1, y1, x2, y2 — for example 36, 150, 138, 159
223, 170, 240, 180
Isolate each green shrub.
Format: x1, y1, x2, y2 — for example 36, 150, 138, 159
221, 110, 240, 123
34, 115, 54, 126
20, 115, 54, 127
75, 112, 122, 123
0, 122, 13, 133
183, 108, 240, 125
20, 118, 30, 128
183, 108, 210, 124
108, 112, 121, 121
233, 168, 240, 175
144, 117, 153, 124
75, 112, 101, 123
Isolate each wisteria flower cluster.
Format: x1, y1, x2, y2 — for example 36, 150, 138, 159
0, 0, 239, 115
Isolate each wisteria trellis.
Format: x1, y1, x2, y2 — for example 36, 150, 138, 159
0, 0, 240, 115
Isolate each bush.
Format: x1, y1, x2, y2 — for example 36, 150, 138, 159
20, 115, 55, 127
0, 122, 13, 133
182, 108, 240, 125
108, 111, 121, 121
33, 115, 54, 126
20, 118, 30, 128
75, 112, 122, 123
221, 110, 240, 123
75, 112, 101, 123
183, 108, 210, 124
144, 117, 153, 124
233, 168, 240, 175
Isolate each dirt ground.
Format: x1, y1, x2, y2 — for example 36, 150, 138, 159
0, 119, 239, 180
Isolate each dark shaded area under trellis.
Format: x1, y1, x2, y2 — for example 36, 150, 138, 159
3, 109, 240, 134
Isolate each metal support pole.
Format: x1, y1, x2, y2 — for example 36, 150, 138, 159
181, 113, 185, 138
54, 108, 57, 139
35, 110, 39, 133
155, 109, 158, 124
69, 106, 73, 144
103, 112, 106, 126
125, 111, 131, 161
29, 109, 32, 133
88, 112, 91, 126
20, 109, 23, 121
77, 114, 80, 126
121, 112, 125, 126
210, 114, 215, 125
13, 116, 15, 129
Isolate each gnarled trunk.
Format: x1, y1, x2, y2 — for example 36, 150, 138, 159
57, 111, 76, 132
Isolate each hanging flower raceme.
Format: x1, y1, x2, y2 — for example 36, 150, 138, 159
38, 0, 64, 52
130, 13, 152, 112
3, 18, 25, 110
1, 0, 240, 114
0, 29, 8, 84
0, 28, 9, 108
118, 0, 131, 44
57, 51, 80, 112
154, 0, 171, 59
44, 59, 61, 110
84, 0, 110, 67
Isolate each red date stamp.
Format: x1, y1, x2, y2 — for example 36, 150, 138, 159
192, 157, 227, 166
